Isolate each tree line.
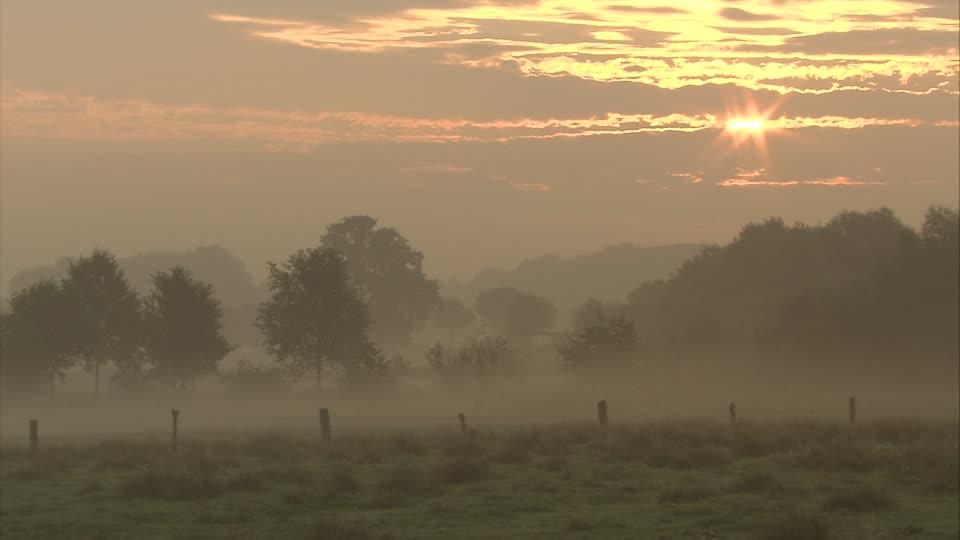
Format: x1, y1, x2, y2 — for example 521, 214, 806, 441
571, 206, 960, 354
2, 206, 956, 395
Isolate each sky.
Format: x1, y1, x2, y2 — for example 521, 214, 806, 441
1, 0, 958, 292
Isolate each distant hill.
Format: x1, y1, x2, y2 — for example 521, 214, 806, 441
443, 243, 703, 316
6, 245, 265, 307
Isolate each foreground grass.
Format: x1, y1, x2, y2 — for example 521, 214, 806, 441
1, 420, 957, 539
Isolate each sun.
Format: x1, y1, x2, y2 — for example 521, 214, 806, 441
726, 118, 766, 133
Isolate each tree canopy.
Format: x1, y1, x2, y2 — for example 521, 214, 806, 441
1, 280, 77, 395
257, 248, 371, 388
61, 249, 142, 392
474, 287, 557, 341
144, 266, 232, 388
320, 216, 439, 345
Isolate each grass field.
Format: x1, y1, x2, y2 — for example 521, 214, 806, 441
1, 419, 957, 539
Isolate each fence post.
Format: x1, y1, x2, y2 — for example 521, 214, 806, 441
597, 400, 608, 427
728, 402, 737, 425
319, 408, 332, 443
457, 413, 467, 436
848, 396, 856, 425
170, 409, 180, 451
29, 419, 38, 452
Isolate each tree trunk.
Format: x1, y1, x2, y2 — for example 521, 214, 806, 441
94, 360, 100, 394
49, 370, 55, 397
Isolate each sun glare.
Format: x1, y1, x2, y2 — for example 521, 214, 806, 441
726, 118, 766, 132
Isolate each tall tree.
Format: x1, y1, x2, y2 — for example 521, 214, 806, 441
474, 287, 557, 341
320, 216, 439, 345
2, 280, 77, 395
61, 249, 142, 393
144, 267, 231, 389
431, 298, 476, 343
257, 248, 370, 388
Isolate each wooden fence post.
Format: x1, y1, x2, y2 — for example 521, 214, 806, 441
728, 402, 737, 425
319, 408, 332, 443
848, 396, 856, 425
29, 419, 38, 452
170, 409, 180, 451
457, 413, 467, 436
597, 400, 608, 427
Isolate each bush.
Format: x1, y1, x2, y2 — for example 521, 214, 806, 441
376, 465, 436, 496
733, 472, 780, 494
427, 336, 517, 379
753, 511, 832, 540
306, 517, 397, 540
123, 469, 222, 500
221, 358, 290, 395
434, 459, 490, 484
657, 487, 711, 504
326, 467, 361, 495
822, 485, 896, 512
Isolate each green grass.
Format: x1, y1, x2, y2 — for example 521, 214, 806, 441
0, 420, 957, 539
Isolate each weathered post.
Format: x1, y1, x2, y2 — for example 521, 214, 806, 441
848, 396, 856, 425
170, 409, 180, 451
597, 400, 608, 428
457, 413, 467, 436
728, 402, 737, 425
319, 408, 332, 443
29, 419, 38, 452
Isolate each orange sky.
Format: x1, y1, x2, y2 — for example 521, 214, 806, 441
1, 1, 958, 290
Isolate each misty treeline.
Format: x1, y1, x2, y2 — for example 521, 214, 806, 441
573, 206, 959, 353
1, 206, 957, 397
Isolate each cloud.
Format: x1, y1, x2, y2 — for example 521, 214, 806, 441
210, 1, 959, 97
718, 7, 780, 21
3, 84, 953, 149
717, 168, 887, 188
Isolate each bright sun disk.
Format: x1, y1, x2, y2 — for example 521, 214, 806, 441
726, 118, 766, 132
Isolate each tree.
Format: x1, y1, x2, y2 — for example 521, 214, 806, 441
1, 280, 77, 395
431, 298, 476, 343
144, 267, 231, 389
61, 249, 142, 393
559, 315, 639, 371
338, 341, 405, 389
474, 287, 557, 341
320, 216, 440, 345
257, 248, 370, 388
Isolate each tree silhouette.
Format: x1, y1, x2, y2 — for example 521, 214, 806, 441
2, 280, 77, 395
320, 216, 439, 345
61, 249, 142, 393
144, 266, 231, 389
474, 287, 557, 341
257, 248, 370, 389
559, 315, 639, 371
431, 298, 476, 343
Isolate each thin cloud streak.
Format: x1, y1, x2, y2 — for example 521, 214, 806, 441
2, 85, 951, 149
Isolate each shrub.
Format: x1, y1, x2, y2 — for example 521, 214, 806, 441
221, 358, 290, 395
733, 472, 780, 494
376, 465, 436, 496
822, 485, 896, 512
326, 466, 361, 495
306, 517, 397, 540
753, 511, 832, 540
657, 487, 711, 504
123, 469, 222, 500
427, 336, 517, 379
434, 459, 490, 484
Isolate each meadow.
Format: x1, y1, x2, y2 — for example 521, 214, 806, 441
1, 417, 957, 539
